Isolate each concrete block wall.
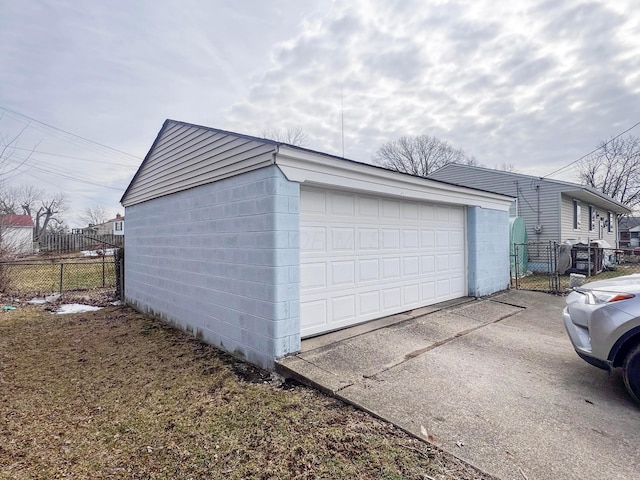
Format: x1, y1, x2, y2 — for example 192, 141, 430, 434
124, 165, 300, 369
467, 206, 510, 297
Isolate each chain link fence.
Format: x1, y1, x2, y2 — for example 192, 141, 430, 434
512, 241, 640, 293
0, 254, 120, 296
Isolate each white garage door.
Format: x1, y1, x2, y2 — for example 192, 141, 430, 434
300, 186, 466, 337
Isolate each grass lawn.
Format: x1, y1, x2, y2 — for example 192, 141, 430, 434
1, 256, 116, 294
0, 304, 492, 480
516, 263, 640, 292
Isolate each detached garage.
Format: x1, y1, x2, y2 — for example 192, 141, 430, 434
121, 120, 513, 369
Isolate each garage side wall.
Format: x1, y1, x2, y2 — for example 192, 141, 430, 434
124, 165, 300, 369
467, 207, 510, 296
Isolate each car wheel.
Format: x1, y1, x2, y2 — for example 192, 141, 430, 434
623, 343, 640, 403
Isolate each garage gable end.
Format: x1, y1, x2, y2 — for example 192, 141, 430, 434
121, 120, 277, 207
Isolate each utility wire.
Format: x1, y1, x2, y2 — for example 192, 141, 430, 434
10, 146, 138, 167
0, 105, 142, 160
3, 153, 128, 191
543, 120, 640, 179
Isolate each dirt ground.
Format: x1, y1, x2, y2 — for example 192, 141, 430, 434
0, 292, 494, 480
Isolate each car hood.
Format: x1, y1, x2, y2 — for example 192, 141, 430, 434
579, 274, 640, 293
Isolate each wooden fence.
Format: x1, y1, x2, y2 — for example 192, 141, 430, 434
38, 234, 124, 253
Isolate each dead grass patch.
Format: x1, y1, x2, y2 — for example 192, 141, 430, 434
0, 305, 493, 479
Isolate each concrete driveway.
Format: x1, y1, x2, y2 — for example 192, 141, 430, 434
276, 290, 640, 480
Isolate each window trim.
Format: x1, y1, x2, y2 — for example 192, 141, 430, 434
573, 199, 581, 230
588, 205, 595, 231
607, 212, 613, 233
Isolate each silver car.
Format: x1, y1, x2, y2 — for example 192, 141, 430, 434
563, 274, 640, 403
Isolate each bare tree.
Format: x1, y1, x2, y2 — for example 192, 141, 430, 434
373, 135, 478, 177
0, 121, 37, 180
578, 135, 640, 209
0, 184, 42, 215
79, 205, 109, 227
22, 192, 68, 242
0, 184, 67, 242
261, 126, 308, 146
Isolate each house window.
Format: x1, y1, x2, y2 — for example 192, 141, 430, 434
607, 212, 613, 233
573, 200, 581, 229
588, 205, 595, 231
115, 221, 123, 232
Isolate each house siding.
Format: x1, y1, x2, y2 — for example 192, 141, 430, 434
0, 227, 33, 255
560, 194, 618, 246
467, 207, 510, 296
122, 121, 276, 207
124, 165, 300, 369
429, 165, 560, 245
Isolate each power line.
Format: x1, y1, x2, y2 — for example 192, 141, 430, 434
3, 153, 128, 191
543, 120, 640, 179
0, 105, 142, 161
10, 146, 138, 167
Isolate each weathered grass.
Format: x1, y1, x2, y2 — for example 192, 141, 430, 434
0, 257, 116, 294
0, 306, 493, 480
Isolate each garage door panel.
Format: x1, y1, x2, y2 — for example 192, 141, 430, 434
421, 255, 436, 274
300, 262, 326, 289
300, 226, 326, 252
301, 299, 327, 328
403, 256, 419, 276
402, 229, 419, 248
358, 228, 379, 249
331, 261, 355, 286
301, 186, 466, 337
382, 257, 401, 279
332, 295, 356, 321
359, 290, 380, 314
403, 284, 420, 305
301, 189, 326, 214
383, 287, 401, 309
358, 258, 379, 282
420, 230, 435, 248
330, 192, 355, 216
382, 199, 401, 219
358, 196, 379, 217
331, 227, 355, 250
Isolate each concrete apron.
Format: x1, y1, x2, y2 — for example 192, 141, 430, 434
276, 290, 640, 480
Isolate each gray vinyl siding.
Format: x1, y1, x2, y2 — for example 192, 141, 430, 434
560, 195, 618, 246
429, 164, 559, 245
430, 164, 627, 248
122, 121, 276, 206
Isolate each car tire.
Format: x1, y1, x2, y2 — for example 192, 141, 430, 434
623, 343, 640, 403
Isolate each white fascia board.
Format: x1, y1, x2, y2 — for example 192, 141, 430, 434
275, 147, 513, 211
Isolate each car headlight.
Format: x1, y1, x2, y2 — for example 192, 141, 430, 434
580, 290, 635, 305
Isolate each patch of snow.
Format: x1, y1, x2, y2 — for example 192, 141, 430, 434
81, 248, 116, 257
110, 300, 123, 306
56, 304, 103, 314
28, 292, 62, 304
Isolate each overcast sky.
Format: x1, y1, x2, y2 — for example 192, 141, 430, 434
1, 0, 639, 227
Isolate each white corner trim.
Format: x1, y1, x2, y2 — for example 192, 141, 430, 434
275, 147, 513, 211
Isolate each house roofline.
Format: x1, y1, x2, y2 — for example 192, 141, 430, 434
121, 120, 518, 207
431, 163, 630, 213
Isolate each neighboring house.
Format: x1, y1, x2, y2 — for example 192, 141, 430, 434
82, 214, 125, 236
618, 217, 640, 248
121, 120, 514, 369
0, 214, 35, 256
429, 164, 631, 248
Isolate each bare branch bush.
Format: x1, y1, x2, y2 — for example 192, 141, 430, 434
578, 135, 640, 210
372, 135, 477, 177
261, 126, 308, 146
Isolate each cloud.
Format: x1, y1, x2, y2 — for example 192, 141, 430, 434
1, 0, 639, 224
